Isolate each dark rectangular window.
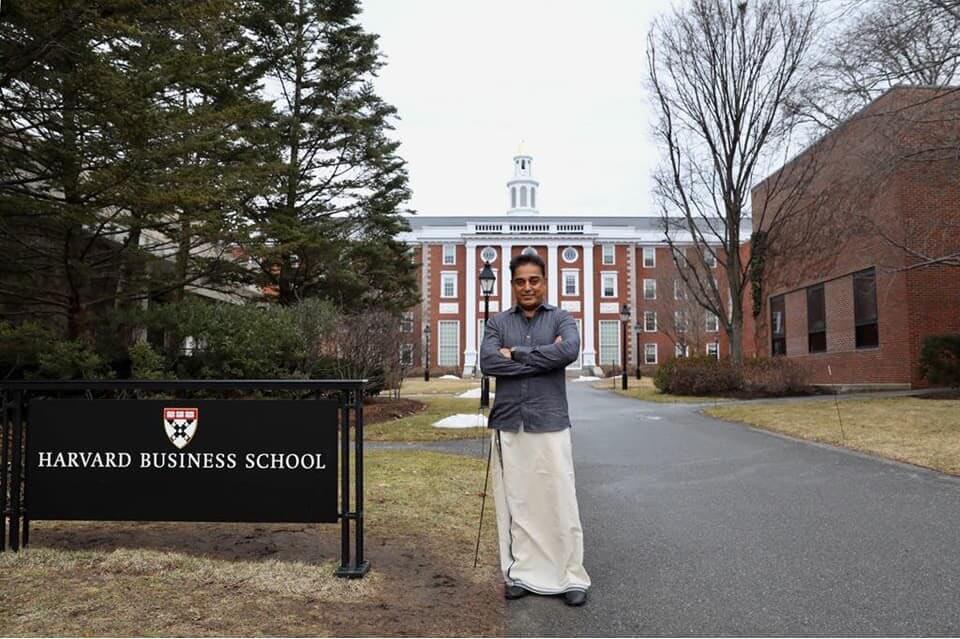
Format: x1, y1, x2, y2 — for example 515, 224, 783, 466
807, 284, 826, 353
770, 295, 786, 356
854, 268, 879, 348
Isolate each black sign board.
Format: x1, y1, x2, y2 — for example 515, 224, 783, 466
27, 399, 339, 523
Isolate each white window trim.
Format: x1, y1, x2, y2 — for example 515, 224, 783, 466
675, 343, 690, 358
601, 271, 618, 298
706, 312, 719, 333
562, 269, 580, 296
707, 342, 720, 359
643, 278, 657, 300
602, 244, 616, 265
643, 247, 656, 268
480, 246, 497, 263
562, 246, 579, 263
674, 310, 687, 333
400, 343, 414, 366
402, 311, 414, 333
644, 310, 657, 332
441, 271, 458, 298
644, 343, 658, 365
437, 320, 460, 367
442, 243, 456, 265
674, 279, 686, 301
599, 319, 621, 365
704, 250, 717, 268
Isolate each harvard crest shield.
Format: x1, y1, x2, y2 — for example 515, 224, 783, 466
163, 407, 198, 449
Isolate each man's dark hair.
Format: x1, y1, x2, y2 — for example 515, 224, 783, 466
509, 253, 546, 278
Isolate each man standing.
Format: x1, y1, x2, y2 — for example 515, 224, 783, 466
479, 253, 591, 607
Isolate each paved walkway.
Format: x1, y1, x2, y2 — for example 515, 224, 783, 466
500, 382, 960, 636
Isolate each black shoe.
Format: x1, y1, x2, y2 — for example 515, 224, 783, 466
505, 585, 529, 600
563, 589, 587, 606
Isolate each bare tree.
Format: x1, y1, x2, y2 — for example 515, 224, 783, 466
647, 0, 819, 365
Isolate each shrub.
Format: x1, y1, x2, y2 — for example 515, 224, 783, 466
654, 356, 741, 395
741, 357, 807, 395
919, 334, 960, 388
129, 341, 168, 380
0, 321, 108, 379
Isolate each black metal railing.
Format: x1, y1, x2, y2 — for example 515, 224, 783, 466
0, 379, 370, 578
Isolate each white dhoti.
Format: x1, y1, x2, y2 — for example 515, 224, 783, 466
491, 428, 591, 594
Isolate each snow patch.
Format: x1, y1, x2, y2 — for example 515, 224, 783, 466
438, 374, 461, 380
571, 376, 602, 382
433, 413, 488, 429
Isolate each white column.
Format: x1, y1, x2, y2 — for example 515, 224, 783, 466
582, 241, 597, 370
463, 242, 477, 376
500, 242, 512, 307
547, 244, 558, 306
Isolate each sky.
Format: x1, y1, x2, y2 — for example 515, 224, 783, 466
358, 0, 673, 217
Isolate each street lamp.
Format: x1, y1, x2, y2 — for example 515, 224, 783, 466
634, 321, 643, 379
423, 324, 431, 382
620, 303, 631, 390
479, 261, 497, 408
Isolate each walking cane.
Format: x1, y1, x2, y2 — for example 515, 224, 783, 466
473, 434, 492, 568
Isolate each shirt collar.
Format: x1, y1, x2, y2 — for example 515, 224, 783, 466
509, 301, 556, 314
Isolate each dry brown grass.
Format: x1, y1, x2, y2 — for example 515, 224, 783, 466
705, 397, 960, 475
364, 396, 488, 441
0, 450, 503, 637
395, 377, 495, 397
593, 376, 730, 404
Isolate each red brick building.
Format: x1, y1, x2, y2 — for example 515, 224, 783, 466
397, 153, 739, 377
746, 87, 960, 388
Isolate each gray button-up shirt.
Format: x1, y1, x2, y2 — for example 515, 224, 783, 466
479, 302, 581, 433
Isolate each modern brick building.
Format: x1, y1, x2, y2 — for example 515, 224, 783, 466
397, 153, 736, 377
746, 87, 960, 388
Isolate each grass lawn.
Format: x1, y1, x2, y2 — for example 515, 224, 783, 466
396, 377, 493, 397
593, 376, 730, 404
364, 396, 488, 441
0, 450, 502, 636
705, 397, 960, 476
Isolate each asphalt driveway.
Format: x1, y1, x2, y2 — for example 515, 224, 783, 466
504, 381, 960, 636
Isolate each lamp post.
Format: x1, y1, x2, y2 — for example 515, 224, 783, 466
423, 324, 431, 382
478, 262, 497, 408
620, 303, 630, 390
634, 321, 643, 379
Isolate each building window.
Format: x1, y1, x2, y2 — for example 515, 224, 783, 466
520, 186, 528, 207
707, 342, 719, 359
644, 343, 658, 364
807, 284, 826, 353
563, 270, 579, 296
437, 320, 459, 367
441, 272, 458, 298
675, 343, 689, 358
511, 187, 517, 209
521, 246, 538, 256
674, 310, 687, 333
442, 244, 456, 265
601, 272, 618, 298
705, 312, 719, 333
674, 279, 686, 300
599, 320, 620, 365
771, 295, 786, 356
643, 247, 656, 268
644, 310, 657, 332
854, 268, 879, 349
530, 188, 536, 208
602, 244, 615, 265
401, 311, 414, 333
643, 279, 656, 300
481, 246, 497, 263
400, 344, 414, 366
562, 246, 579, 263
703, 250, 717, 268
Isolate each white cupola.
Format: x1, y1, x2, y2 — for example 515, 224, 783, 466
506, 143, 539, 215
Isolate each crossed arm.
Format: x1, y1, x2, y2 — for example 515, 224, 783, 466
478, 312, 581, 377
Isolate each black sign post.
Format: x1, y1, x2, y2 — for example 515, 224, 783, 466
0, 380, 369, 578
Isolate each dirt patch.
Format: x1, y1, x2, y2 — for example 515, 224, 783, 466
0, 451, 504, 636
364, 397, 427, 424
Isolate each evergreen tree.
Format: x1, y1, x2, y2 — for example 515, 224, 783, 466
247, 0, 418, 312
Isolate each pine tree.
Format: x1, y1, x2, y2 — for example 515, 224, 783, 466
247, 0, 418, 312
